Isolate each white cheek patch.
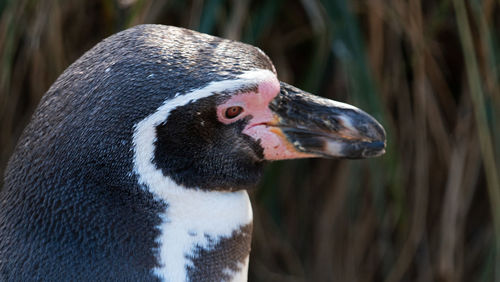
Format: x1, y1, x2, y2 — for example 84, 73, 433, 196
132, 69, 277, 281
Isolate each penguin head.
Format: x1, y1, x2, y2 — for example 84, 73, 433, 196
124, 25, 386, 192
12, 25, 385, 194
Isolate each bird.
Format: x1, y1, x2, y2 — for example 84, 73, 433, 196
0, 24, 385, 281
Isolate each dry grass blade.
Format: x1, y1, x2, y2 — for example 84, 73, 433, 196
452, 0, 500, 279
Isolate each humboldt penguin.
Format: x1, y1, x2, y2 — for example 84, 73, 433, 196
0, 24, 385, 281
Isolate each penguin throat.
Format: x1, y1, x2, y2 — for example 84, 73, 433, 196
151, 183, 253, 281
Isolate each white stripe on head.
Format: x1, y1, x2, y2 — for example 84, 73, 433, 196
132, 69, 277, 281
133, 69, 277, 197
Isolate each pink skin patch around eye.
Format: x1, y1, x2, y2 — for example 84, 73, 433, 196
216, 79, 314, 160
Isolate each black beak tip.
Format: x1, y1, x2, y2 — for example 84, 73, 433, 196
359, 111, 387, 154
273, 81, 387, 160
341, 140, 386, 159
363, 140, 386, 157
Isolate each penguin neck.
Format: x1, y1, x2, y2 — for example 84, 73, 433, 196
132, 107, 254, 281
151, 182, 253, 282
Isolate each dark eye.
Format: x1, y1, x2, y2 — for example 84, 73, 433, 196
225, 106, 244, 119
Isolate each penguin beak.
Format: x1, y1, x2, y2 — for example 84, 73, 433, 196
267, 82, 386, 159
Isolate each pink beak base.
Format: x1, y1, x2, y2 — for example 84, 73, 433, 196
217, 79, 316, 160
243, 121, 317, 160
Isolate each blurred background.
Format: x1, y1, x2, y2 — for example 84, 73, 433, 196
1, 0, 499, 281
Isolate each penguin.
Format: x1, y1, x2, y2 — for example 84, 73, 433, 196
0, 25, 385, 281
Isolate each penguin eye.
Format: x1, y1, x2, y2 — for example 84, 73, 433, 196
225, 106, 244, 119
